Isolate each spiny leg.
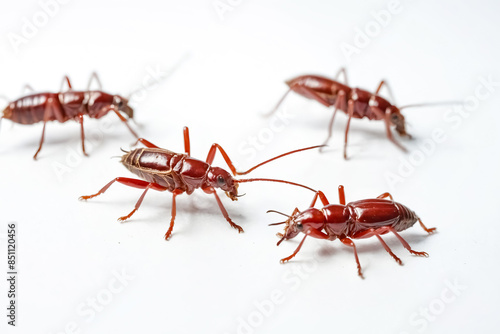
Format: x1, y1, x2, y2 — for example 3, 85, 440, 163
77, 114, 88, 156
389, 227, 429, 257
209, 188, 243, 233
340, 237, 364, 278
87, 72, 103, 90
373, 232, 403, 265
164, 190, 183, 240
343, 100, 355, 160
418, 218, 436, 234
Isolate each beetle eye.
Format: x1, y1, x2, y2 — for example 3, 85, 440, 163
118, 101, 124, 108
391, 114, 399, 122
296, 222, 303, 230
217, 175, 226, 187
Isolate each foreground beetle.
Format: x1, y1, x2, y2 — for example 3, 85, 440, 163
268, 185, 436, 278
80, 127, 319, 239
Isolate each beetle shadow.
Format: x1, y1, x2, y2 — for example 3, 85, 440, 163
313, 232, 435, 260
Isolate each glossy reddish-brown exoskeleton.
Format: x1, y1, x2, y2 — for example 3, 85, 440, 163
268, 185, 436, 278
1, 73, 138, 159
267, 68, 434, 159
80, 126, 319, 240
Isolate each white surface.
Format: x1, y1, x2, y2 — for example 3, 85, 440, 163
1, 1, 499, 333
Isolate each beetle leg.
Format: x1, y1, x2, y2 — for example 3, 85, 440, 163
183, 126, 191, 155
343, 99, 355, 160
338, 185, 346, 205
372, 231, 403, 265
164, 190, 183, 240
418, 218, 437, 234
375, 80, 396, 104
280, 234, 308, 264
33, 97, 60, 160
60, 75, 73, 91
134, 138, 160, 148
320, 90, 346, 152
22, 84, 34, 94
376, 192, 394, 201
205, 187, 244, 233
340, 237, 364, 278
76, 114, 88, 156
388, 227, 429, 257
334, 67, 349, 85
370, 106, 407, 152
309, 190, 330, 208
87, 72, 103, 91
110, 108, 139, 139
263, 86, 294, 117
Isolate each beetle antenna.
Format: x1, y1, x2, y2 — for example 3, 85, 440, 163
236, 145, 325, 175
235, 178, 316, 193
268, 221, 288, 226
126, 52, 191, 100
266, 210, 291, 218
120, 147, 129, 154
399, 101, 463, 110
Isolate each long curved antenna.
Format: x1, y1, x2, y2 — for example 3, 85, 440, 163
237, 145, 324, 175
266, 210, 291, 218
268, 221, 288, 226
235, 178, 316, 193
399, 101, 463, 110
126, 52, 191, 100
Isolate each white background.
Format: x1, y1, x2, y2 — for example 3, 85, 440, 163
1, 0, 499, 333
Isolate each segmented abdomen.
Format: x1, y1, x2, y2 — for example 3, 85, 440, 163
347, 199, 418, 234
3, 93, 62, 124
121, 148, 189, 193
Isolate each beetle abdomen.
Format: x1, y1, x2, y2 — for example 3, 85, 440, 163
348, 199, 417, 234
5, 93, 61, 124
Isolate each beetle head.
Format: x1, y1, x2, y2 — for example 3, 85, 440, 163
207, 167, 239, 201
270, 208, 325, 245
113, 95, 134, 119
388, 106, 410, 138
